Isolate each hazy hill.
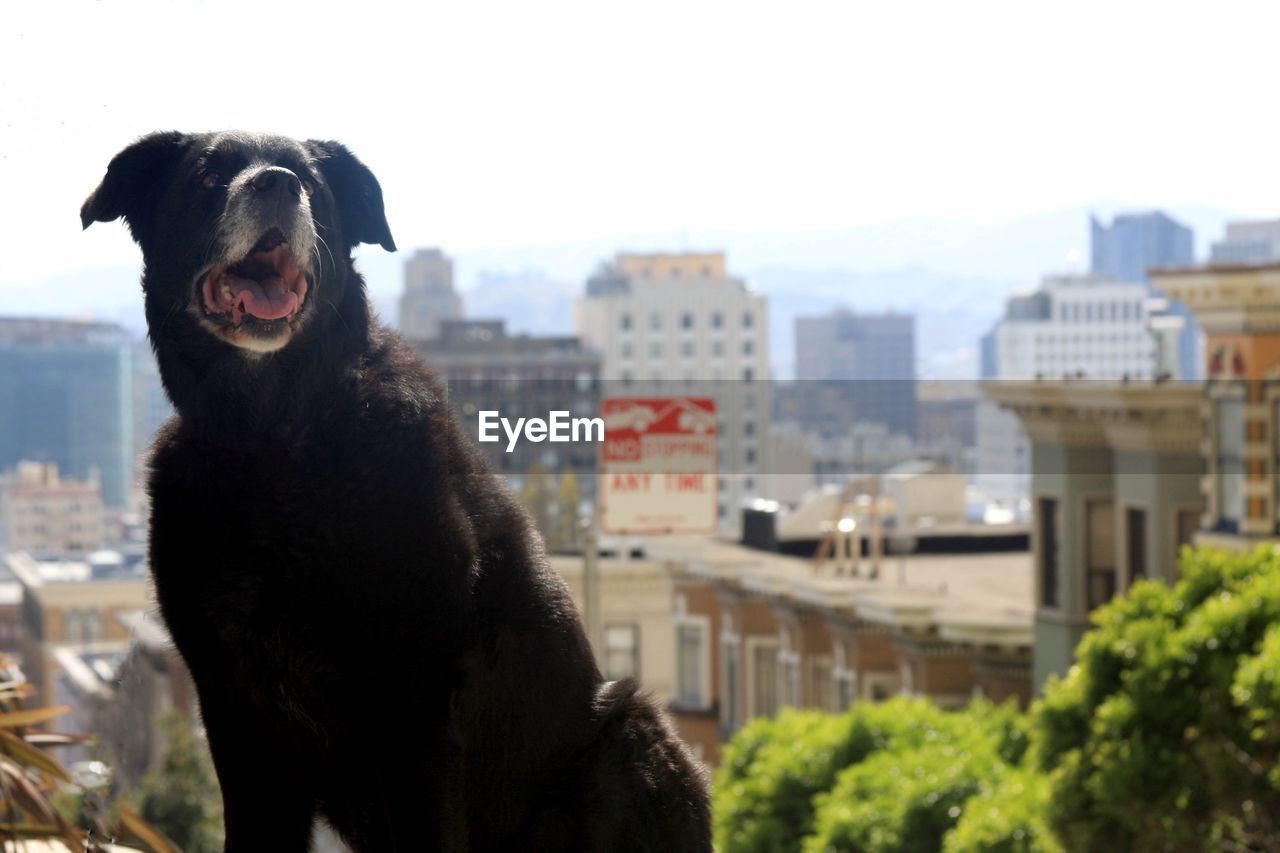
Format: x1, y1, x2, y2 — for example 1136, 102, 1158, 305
0, 203, 1239, 379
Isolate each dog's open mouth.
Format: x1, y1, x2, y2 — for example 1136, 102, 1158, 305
201, 229, 310, 328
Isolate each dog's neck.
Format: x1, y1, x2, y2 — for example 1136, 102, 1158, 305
152, 265, 374, 450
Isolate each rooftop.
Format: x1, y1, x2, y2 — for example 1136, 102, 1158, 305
647, 535, 1033, 648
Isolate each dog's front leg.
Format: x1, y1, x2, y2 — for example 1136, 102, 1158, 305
196, 684, 318, 852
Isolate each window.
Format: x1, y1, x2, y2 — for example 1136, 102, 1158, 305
711, 341, 724, 358
779, 647, 801, 709
675, 621, 708, 708
742, 367, 754, 382
1176, 508, 1199, 557
809, 656, 835, 711
721, 631, 741, 729
834, 657, 857, 710
604, 623, 639, 680
711, 312, 724, 330
748, 639, 779, 718
650, 313, 662, 332
742, 340, 754, 356
620, 313, 632, 331
742, 312, 754, 329
620, 343, 633, 360
1086, 498, 1117, 610
1038, 497, 1059, 608
681, 313, 694, 330
681, 341, 695, 359
1126, 507, 1147, 586
650, 342, 663, 359
1217, 396, 1245, 530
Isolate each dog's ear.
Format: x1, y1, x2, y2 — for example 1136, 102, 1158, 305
307, 140, 397, 252
81, 132, 189, 241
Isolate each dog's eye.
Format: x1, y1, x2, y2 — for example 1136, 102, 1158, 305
200, 171, 222, 190
300, 177, 317, 198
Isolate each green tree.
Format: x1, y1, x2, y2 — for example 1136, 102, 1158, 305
553, 469, 582, 551
519, 462, 554, 543
714, 698, 1029, 853
135, 709, 224, 853
1035, 545, 1280, 850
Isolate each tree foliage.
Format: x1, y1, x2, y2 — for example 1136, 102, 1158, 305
1035, 545, 1280, 849
715, 698, 1029, 852
134, 709, 224, 853
713, 545, 1280, 852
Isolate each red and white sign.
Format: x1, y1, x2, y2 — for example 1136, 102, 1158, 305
599, 397, 718, 535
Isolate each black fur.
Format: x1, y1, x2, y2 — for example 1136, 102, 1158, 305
82, 131, 711, 852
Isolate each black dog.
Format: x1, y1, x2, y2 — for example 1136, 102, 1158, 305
81, 131, 711, 851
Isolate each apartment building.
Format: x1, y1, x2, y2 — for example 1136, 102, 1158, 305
7, 550, 150, 709
977, 274, 1160, 515
576, 252, 771, 527
648, 536, 1032, 765
0, 461, 104, 555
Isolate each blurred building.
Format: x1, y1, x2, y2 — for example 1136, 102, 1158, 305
1209, 219, 1280, 264
399, 248, 463, 340
7, 550, 150, 710
976, 274, 1159, 516
654, 534, 1032, 765
1090, 210, 1198, 379
793, 309, 917, 438
552, 553, 678, 709
576, 252, 771, 526
54, 609, 195, 784
131, 339, 172, 466
984, 380, 1203, 687
0, 318, 135, 507
413, 319, 601, 487
1153, 260, 1280, 545
0, 461, 105, 555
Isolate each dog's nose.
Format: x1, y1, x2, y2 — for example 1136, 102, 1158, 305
251, 167, 302, 199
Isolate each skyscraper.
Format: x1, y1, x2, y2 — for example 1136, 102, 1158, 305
1210, 219, 1280, 264
1090, 211, 1198, 378
0, 318, 134, 507
793, 309, 917, 438
399, 248, 463, 340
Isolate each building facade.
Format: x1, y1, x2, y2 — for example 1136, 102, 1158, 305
1209, 219, 1280, 264
793, 309, 917, 439
1090, 210, 1199, 379
649, 536, 1032, 765
0, 461, 104, 555
0, 318, 135, 507
977, 274, 1160, 515
576, 252, 771, 526
983, 381, 1203, 687
399, 248, 463, 340
413, 319, 601, 490
7, 550, 151, 709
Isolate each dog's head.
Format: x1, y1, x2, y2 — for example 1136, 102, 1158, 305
82, 131, 395, 354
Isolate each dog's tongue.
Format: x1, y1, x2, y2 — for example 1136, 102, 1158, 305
228, 274, 299, 321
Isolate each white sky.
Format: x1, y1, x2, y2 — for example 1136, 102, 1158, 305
4, 0, 1280, 285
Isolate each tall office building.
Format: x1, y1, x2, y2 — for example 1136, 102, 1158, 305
399, 248, 463, 340
576, 252, 770, 526
792, 309, 916, 438
1090, 211, 1198, 378
0, 318, 134, 508
977, 274, 1159, 512
1209, 219, 1280, 264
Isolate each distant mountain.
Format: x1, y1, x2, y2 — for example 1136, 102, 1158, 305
1, 203, 1241, 379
